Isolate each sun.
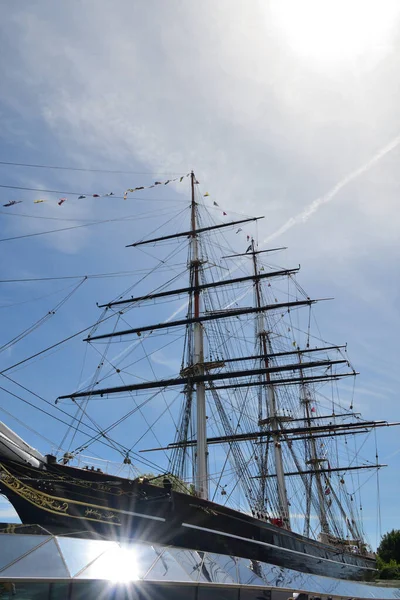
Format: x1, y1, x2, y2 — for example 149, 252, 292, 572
269, 0, 399, 64
106, 546, 140, 583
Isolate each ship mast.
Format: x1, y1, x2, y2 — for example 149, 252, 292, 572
190, 172, 208, 500
299, 366, 330, 539
251, 240, 291, 529
59, 184, 394, 548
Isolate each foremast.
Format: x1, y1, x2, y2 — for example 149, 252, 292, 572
189, 172, 208, 500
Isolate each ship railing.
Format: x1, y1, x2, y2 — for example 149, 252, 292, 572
54, 451, 139, 479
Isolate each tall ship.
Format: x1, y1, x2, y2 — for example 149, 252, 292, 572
0, 172, 396, 582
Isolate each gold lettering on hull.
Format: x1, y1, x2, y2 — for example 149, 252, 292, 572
85, 508, 120, 522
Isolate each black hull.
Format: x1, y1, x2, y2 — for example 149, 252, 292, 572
0, 458, 376, 581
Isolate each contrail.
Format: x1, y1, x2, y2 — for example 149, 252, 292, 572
262, 134, 400, 244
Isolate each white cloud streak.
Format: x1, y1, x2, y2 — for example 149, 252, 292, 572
262, 134, 400, 244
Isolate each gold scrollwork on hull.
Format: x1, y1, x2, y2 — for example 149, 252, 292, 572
0, 462, 124, 526
0, 463, 68, 513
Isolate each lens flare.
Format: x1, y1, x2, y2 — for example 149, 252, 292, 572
269, 0, 399, 63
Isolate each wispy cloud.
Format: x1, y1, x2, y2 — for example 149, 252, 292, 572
151, 351, 181, 373
262, 134, 400, 244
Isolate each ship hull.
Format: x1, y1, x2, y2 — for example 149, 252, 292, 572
0, 458, 376, 581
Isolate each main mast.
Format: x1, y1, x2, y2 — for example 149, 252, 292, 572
299, 369, 330, 539
190, 172, 208, 500
251, 241, 291, 529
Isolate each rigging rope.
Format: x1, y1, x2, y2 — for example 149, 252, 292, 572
0, 277, 87, 354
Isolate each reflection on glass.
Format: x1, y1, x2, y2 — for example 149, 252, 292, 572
0, 539, 68, 579
201, 554, 236, 584
145, 549, 192, 582
167, 548, 206, 582
106, 546, 140, 583
57, 537, 114, 578
0, 534, 47, 572
207, 554, 239, 583
81, 545, 141, 583
236, 558, 265, 587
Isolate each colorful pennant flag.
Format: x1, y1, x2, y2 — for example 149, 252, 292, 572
9, 173, 191, 210
3, 200, 22, 207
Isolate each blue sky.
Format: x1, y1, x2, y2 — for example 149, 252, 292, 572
0, 0, 399, 549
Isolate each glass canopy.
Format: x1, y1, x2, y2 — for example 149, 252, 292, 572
0, 524, 399, 599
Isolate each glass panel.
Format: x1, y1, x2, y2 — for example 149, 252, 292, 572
201, 553, 236, 584
144, 549, 192, 582
205, 553, 239, 583
167, 548, 209, 582
57, 536, 115, 577
236, 557, 265, 586
0, 534, 48, 571
77, 545, 145, 581
123, 542, 160, 578
257, 562, 311, 590
0, 539, 69, 578
254, 562, 282, 587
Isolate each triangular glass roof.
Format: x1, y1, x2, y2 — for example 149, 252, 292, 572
57, 536, 114, 577
0, 539, 69, 578
0, 534, 48, 572
144, 548, 193, 582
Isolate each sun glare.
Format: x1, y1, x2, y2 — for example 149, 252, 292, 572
107, 546, 140, 583
270, 0, 399, 63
